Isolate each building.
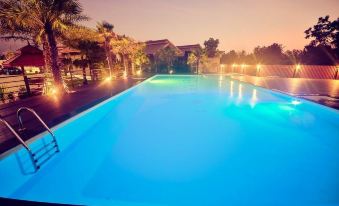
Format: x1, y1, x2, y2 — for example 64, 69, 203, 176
144, 39, 183, 62
2, 44, 45, 95
177, 44, 202, 60
144, 39, 202, 73
57, 44, 81, 62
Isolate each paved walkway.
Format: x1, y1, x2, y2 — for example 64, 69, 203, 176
0, 77, 149, 155
231, 75, 339, 109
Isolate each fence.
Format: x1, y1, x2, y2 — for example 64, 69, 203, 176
221, 65, 339, 80
0, 74, 44, 103
0, 68, 108, 104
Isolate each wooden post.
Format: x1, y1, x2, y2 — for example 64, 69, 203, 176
21, 66, 31, 96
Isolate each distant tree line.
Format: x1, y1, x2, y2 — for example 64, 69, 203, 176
221, 15, 339, 65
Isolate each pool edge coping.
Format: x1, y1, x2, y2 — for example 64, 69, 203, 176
0, 75, 157, 159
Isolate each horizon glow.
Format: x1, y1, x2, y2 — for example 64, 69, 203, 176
0, 0, 338, 53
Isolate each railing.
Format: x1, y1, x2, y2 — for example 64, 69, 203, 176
0, 107, 59, 172
17, 107, 59, 152
0, 118, 30, 151
0, 74, 45, 103
0, 68, 106, 104
219, 65, 339, 79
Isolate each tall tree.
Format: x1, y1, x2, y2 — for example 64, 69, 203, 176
221, 50, 238, 64
0, 0, 88, 93
305, 16, 338, 48
130, 42, 149, 74
254, 43, 286, 64
110, 35, 135, 75
304, 16, 338, 65
155, 46, 179, 73
301, 45, 335, 65
188, 48, 206, 74
73, 58, 89, 85
63, 27, 105, 81
204, 38, 219, 58
285, 49, 303, 64
97, 21, 115, 77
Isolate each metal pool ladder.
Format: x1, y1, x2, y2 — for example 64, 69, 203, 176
0, 107, 59, 172
16, 107, 60, 171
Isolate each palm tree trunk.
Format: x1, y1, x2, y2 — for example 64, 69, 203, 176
82, 56, 88, 85
82, 66, 88, 85
105, 39, 113, 77
45, 24, 65, 93
123, 55, 128, 75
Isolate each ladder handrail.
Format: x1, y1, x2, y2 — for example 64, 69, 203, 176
0, 108, 59, 172
17, 107, 57, 141
0, 118, 31, 151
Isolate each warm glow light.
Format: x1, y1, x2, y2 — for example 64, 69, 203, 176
232, 64, 237, 67
220, 64, 225, 74
136, 70, 142, 76
219, 76, 223, 81
123, 71, 128, 79
250, 89, 258, 108
230, 81, 234, 97
256, 64, 261, 70
51, 88, 58, 95
105, 76, 112, 81
291, 100, 301, 105
241, 64, 246, 68
296, 64, 301, 70
238, 84, 243, 99
252, 89, 257, 100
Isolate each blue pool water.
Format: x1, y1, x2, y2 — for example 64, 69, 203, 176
0, 75, 339, 206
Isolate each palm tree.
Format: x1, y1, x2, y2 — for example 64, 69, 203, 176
76, 40, 104, 84
0, 0, 87, 93
97, 21, 115, 78
110, 35, 135, 76
130, 43, 149, 75
155, 47, 179, 73
188, 48, 206, 74
61, 57, 75, 88
73, 58, 89, 85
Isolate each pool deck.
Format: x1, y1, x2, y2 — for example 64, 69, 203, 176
231, 75, 339, 109
0, 77, 149, 155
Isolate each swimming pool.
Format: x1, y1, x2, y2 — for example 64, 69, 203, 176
0, 75, 338, 205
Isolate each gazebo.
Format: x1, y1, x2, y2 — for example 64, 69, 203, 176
3, 44, 45, 95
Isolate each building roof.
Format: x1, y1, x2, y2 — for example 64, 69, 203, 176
3, 45, 45, 67
57, 44, 81, 55
145, 39, 183, 56
177, 44, 202, 53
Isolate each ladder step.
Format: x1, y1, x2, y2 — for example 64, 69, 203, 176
32, 145, 58, 162
32, 141, 57, 155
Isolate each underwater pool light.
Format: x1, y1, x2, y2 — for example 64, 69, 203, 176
291, 100, 301, 105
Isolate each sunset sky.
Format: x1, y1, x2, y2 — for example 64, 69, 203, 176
1, 0, 338, 53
